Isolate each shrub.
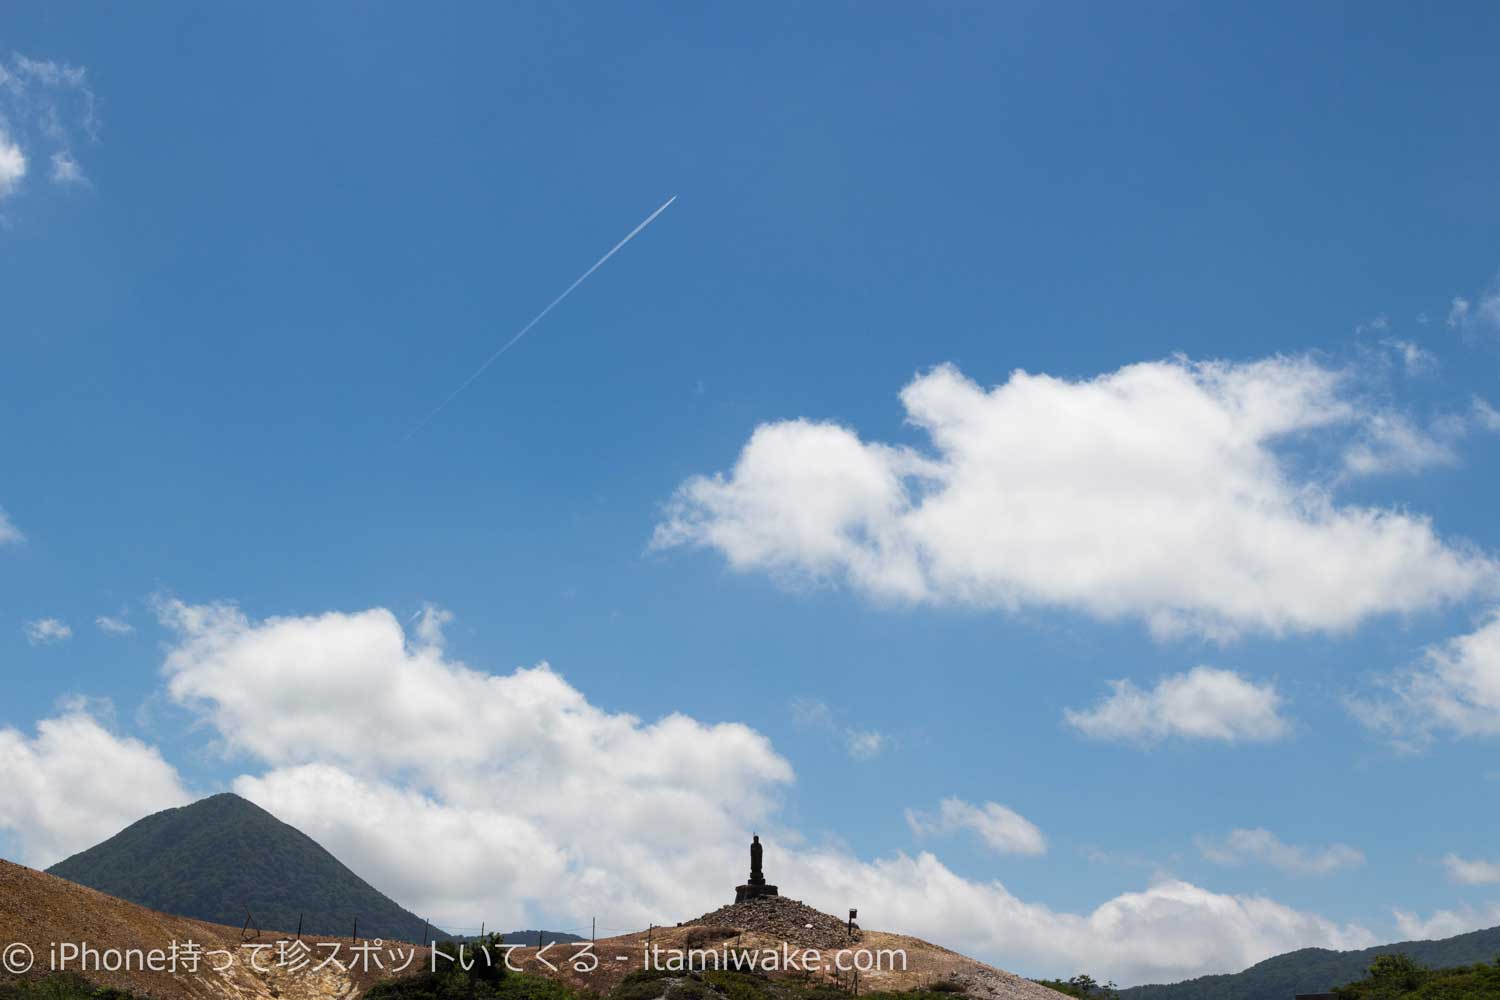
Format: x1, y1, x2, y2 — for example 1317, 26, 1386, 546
609, 970, 682, 1000
1033, 975, 1118, 1000
701, 970, 772, 1000
0, 976, 146, 1000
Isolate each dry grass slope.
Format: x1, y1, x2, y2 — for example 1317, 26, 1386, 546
0, 859, 421, 1000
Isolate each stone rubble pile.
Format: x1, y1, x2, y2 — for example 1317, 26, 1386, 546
687, 896, 862, 951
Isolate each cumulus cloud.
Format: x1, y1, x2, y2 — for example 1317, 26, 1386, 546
653, 358, 1494, 640
0, 53, 97, 203
1339, 394, 1500, 477
156, 598, 796, 927
24, 617, 72, 645
234, 765, 571, 930
1446, 276, 1500, 335
1443, 853, 1500, 885
0, 128, 24, 198
95, 615, 134, 635
1393, 903, 1500, 940
905, 797, 1046, 857
0, 507, 22, 545
1064, 667, 1290, 745
1349, 612, 1500, 747
791, 698, 886, 760
0, 705, 191, 867
1378, 338, 1437, 375
1196, 828, 1363, 876
1339, 411, 1460, 478
779, 850, 1372, 983
142, 598, 1370, 982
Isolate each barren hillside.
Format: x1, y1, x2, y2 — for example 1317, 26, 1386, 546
444, 896, 1063, 1000
0, 859, 421, 1000
5, 860, 1060, 1000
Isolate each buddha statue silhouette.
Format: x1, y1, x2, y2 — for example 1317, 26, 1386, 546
735, 833, 779, 903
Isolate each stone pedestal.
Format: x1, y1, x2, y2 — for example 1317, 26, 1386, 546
734, 880, 779, 903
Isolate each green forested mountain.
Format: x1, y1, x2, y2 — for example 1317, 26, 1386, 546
1120, 926, 1500, 1000
1335, 953, 1500, 1000
47, 793, 442, 943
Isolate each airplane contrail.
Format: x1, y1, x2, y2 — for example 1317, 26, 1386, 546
403, 194, 677, 439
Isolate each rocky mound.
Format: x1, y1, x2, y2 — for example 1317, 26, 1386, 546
687, 896, 861, 951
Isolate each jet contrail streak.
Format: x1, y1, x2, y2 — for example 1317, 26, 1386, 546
404, 194, 677, 439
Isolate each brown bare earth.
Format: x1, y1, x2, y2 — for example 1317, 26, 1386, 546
0, 859, 422, 1000
2, 859, 1061, 1000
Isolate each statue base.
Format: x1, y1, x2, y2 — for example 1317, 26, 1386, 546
734, 882, 779, 904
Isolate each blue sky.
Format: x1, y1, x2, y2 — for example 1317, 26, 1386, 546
4, 1, 1500, 986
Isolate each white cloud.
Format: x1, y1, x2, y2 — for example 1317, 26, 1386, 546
24, 617, 72, 645
0, 507, 22, 545
234, 765, 570, 930
780, 851, 1372, 983
1350, 611, 1500, 746
156, 598, 796, 927
1448, 297, 1471, 328
407, 602, 454, 650
790, 698, 836, 728
0, 128, 25, 198
0, 705, 191, 867
1443, 853, 1500, 885
1340, 411, 1458, 477
95, 615, 134, 635
1196, 828, 1363, 876
1339, 394, 1500, 477
0, 53, 97, 205
145, 598, 1369, 983
3, 56, 98, 139
1473, 398, 1500, 434
654, 358, 1495, 640
49, 150, 84, 185
791, 697, 887, 760
1379, 338, 1437, 375
1393, 903, 1500, 940
844, 729, 885, 760
1446, 278, 1500, 334
905, 797, 1046, 857
1064, 667, 1290, 745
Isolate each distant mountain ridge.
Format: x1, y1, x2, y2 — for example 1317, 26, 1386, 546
496, 930, 587, 946
1119, 924, 1500, 1000
442, 930, 587, 946
47, 792, 443, 943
